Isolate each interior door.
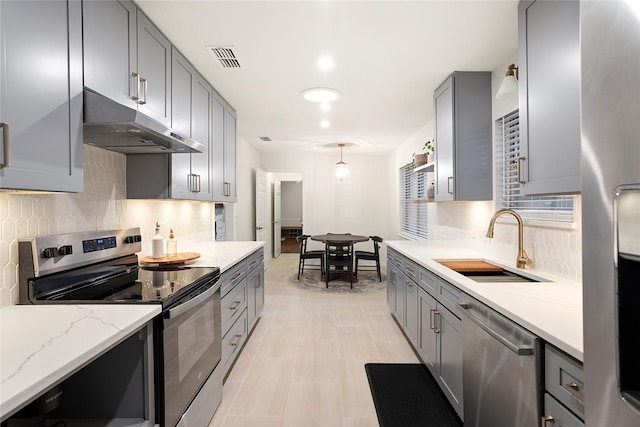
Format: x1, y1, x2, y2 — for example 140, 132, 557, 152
273, 179, 282, 257
255, 169, 267, 242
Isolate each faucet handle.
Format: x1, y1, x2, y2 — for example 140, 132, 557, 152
522, 249, 533, 266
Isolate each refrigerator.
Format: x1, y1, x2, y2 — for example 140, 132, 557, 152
581, 1, 640, 425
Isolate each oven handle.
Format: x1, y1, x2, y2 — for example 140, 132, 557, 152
166, 281, 219, 319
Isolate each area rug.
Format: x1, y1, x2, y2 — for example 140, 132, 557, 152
288, 270, 385, 293
364, 363, 462, 427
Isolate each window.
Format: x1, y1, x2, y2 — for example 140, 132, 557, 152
495, 110, 574, 222
399, 164, 429, 239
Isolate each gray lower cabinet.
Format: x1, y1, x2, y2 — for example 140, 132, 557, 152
0, 0, 83, 192
433, 71, 492, 202
518, 0, 581, 195
220, 249, 264, 380
83, 0, 172, 127
212, 93, 237, 202
387, 251, 463, 420
417, 281, 463, 419
543, 344, 585, 426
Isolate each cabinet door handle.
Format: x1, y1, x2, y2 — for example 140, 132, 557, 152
429, 308, 435, 331
0, 122, 9, 169
433, 310, 440, 333
230, 334, 242, 347
563, 382, 584, 401
517, 156, 526, 184
138, 77, 148, 105
224, 182, 231, 196
255, 283, 262, 288
131, 72, 141, 101
195, 174, 201, 193
541, 415, 554, 427
447, 176, 453, 194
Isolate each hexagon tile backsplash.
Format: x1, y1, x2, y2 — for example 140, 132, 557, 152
0, 146, 215, 308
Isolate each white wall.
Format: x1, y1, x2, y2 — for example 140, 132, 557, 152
261, 150, 392, 256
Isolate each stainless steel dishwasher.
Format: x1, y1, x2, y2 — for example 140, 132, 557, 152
459, 295, 542, 427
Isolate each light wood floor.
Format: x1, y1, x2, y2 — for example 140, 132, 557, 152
209, 253, 419, 427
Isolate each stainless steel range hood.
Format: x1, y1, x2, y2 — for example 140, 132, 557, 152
83, 89, 204, 154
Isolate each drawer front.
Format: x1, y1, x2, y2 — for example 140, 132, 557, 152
247, 248, 264, 273
222, 310, 248, 376
543, 393, 584, 427
221, 279, 247, 334
403, 258, 419, 283
436, 277, 462, 317
418, 266, 438, 295
387, 248, 405, 272
220, 259, 247, 297
545, 344, 584, 420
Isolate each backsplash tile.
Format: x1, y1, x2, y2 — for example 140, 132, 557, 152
429, 198, 582, 282
0, 145, 215, 308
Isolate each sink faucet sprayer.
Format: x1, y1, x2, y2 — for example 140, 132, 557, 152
485, 209, 533, 269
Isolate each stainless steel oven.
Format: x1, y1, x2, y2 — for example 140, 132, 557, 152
18, 228, 223, 427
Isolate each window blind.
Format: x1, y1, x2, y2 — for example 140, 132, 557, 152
495, 110, 574, 222
399, 164, 429, 239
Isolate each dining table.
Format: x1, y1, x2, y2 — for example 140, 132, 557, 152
310, 234, 369, 282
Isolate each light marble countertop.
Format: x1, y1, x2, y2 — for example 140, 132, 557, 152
386, 240, 583, 362
182, 241, 265, 272
0, 304, 160, 420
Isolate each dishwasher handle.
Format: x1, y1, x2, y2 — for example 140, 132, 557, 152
458, 303, 534, 356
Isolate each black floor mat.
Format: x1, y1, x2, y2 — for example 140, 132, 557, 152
364, 363, 462, 427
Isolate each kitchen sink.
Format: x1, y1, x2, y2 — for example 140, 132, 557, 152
436, 259, 542, 283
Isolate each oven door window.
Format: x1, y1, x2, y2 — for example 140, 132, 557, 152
162, 287, 221, 427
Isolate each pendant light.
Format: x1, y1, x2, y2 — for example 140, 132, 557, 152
335, 143, 350, 181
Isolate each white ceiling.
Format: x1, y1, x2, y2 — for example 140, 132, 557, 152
136, 0, 519, 154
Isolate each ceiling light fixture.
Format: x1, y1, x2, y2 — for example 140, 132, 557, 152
496, 64, 519, 99
318, 57, 334, 70
301, 87, 341, 103
335, 143, 350, 181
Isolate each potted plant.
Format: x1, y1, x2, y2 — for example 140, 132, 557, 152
413, 139, 435, 167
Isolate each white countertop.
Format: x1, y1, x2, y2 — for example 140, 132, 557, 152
0, 304, 160, 420
386, 240, 583, 361
183, 241, 265, 272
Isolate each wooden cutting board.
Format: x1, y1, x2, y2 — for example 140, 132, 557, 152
436, 260, 503, 273
140, 252, 201, 265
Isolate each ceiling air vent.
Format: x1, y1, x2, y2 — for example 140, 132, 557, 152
207, 46, 241, 68
260, 136, 272, 142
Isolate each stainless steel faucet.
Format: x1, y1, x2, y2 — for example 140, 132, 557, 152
486, 209, 533, 269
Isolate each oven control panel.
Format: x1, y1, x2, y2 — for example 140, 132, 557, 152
18, 228, 143, 276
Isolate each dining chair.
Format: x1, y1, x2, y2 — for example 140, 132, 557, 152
325, 240, 354, 288
354, 236, 383, 282
296, 235, 325, 280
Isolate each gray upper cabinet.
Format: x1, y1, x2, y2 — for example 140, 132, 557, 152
169, 48, 213, 201
126, 48, 212, 200
433, 72, 492, 202
212, 93, 238, 202
0, 0, 83, 192
518, 0, 581, 195
83, 0, 172, 127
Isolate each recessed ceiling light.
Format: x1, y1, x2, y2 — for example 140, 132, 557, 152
320, 120, 330, 128
318, 57, 334, 70
301, 87, 341, 103
320, 103, 331, 111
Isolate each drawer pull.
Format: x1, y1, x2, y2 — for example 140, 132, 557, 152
230, 334, 242, 347
231, 271, 242, 280
405, 280, 413, 287
541, 415, 554, 427
406, 265, 415, 273
229, 300, 241, 310
563, 382, 584, 401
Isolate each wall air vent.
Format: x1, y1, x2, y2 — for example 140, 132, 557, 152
207, 46, 241, 68
260, 137, 272, 142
